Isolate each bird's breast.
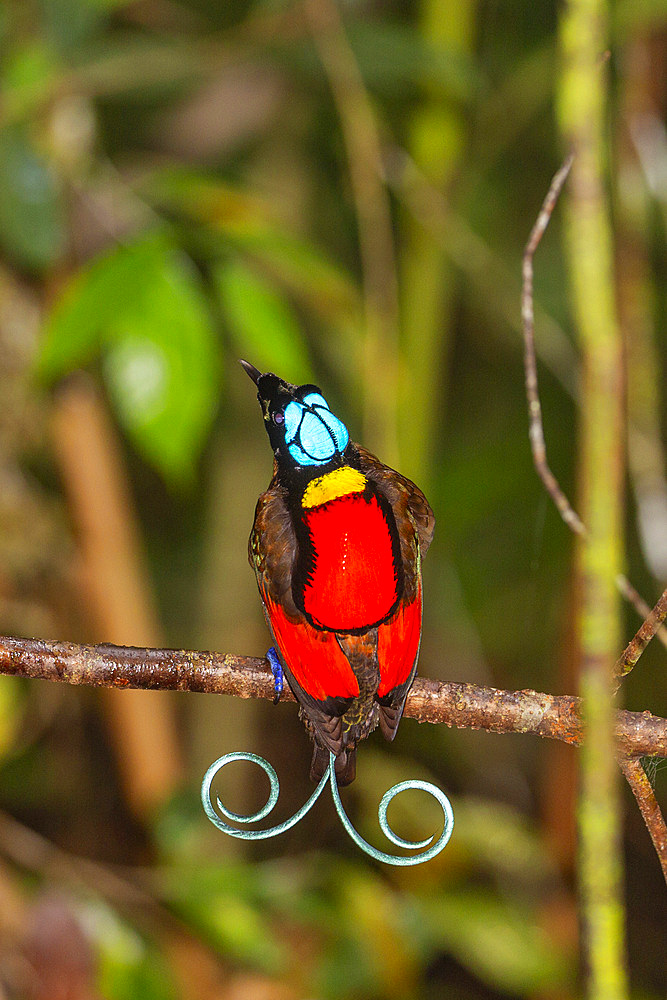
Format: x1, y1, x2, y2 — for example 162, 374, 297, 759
298, 469, 401, 631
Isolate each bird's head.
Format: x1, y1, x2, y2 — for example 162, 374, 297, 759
240, 360, 349, 469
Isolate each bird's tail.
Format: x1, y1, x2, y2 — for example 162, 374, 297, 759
310, 745, 356, 787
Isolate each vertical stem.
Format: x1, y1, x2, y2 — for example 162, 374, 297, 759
616, 38, 667, 582
51, 376, 184, 819
399, 0, 476, 488
557, 2, 628, 997
305, 0, 400, 465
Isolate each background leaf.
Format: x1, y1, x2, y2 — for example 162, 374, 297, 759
0, 126, 66, 271
215, 259, 312, 380
38, 234, 222, 485
0, 0, 664, 996
419, 890, 571, 995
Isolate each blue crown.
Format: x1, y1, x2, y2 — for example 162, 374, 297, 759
284, 392, 349, 466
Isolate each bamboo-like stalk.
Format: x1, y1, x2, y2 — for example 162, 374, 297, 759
557, 1, 628, 995
304, 0, 400, 466
50, 378, 184, 820
398, 0, 477, 487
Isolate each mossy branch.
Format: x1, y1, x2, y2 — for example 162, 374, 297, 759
558, 0, 628, 992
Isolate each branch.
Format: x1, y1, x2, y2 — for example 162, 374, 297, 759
524, 153, 667, 896
619, 757, 667, 884
615, 586, 667, 682
1, 635, 666, 758
522, 152, 667, 645
522, 151, 584, 535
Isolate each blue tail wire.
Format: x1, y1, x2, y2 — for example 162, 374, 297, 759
202, 648, 455, 863
201, 750, 454, 865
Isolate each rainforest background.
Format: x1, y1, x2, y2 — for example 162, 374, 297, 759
0, 0, 666, 997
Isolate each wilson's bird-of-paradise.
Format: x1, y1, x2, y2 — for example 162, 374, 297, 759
242, 360, 434, 786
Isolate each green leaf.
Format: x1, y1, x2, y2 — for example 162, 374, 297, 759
104, 262, 221, 486
450, 797, 559, 884
2, 41, 57, 95
215, 259, 312, 380
348, 20, 480, 100
38, 234, 222, 485
81, 900, 177, 1000
39, 0, 117, 52
139, 169, 270, 235
140, 168, 361, 328
195, 895, 284, 972
236, 230, 361, 332
38, 237, 162, 380
162, 863, 283, 973
0, 126, 66, 272
420, 890, 573, 995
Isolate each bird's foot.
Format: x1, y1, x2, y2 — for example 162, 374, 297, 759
266, 647, 283, 704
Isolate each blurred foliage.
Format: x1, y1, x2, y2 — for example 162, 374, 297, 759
39, 232, 222, 484
0, 0, 666, 998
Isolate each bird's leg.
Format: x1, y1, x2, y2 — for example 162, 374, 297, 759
266, 647, 284, 704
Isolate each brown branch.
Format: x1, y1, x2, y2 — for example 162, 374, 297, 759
522, 151, 585, 536
619, 757, 667, 884
1, 634, 666, 758
524, 155, 667, 899
615, 589, 667, 888
615, 586, 667, 681
522, 154, 667, 647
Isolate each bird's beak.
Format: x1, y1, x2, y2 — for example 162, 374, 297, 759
239, 359, 262, 385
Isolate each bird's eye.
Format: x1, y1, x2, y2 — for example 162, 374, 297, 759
273, 411, 285, 425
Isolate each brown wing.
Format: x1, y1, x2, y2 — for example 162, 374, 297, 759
353, 443, 434, 736
248, 468, 299, 614
353, 443, 435, 556
354, 442, 434, 606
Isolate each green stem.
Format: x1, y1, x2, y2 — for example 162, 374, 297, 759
398, 0, 477, 488
305, 0, 400, 466
557, 2, 628, 997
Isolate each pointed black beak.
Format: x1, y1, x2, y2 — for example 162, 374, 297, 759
239, 359, 262, 385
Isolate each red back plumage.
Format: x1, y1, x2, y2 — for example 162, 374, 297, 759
244, 362, 434, 783
300, 489, 400, 632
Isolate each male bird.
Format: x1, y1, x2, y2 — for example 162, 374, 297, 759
242, 361, 434, 786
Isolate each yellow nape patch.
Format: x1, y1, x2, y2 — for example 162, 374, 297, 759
302, 466, 367, 508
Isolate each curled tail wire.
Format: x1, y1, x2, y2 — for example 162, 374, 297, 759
202, 751, 454, 865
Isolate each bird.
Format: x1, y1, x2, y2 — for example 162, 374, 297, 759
241, 360, 434, 786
